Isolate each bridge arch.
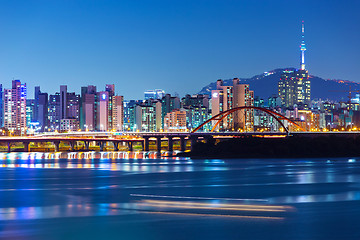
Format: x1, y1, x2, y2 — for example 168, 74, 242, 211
192, 106, 305, 133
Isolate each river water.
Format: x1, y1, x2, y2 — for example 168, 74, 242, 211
0, 152, 360, 240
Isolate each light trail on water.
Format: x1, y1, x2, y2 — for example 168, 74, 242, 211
130, 194, 268, 202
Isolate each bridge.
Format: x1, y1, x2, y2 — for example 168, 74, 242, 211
2, 131, 360, 153
1, 107, 359, 153
0, 132, 282, 153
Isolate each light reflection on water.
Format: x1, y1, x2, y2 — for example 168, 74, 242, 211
0, 200, 291, 221
0, 152, 228, 173
268, 190, 360, 204
0, 151, 179, 161
1, 154, 360, 205
0, 203, 137, 221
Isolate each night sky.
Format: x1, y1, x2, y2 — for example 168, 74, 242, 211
0, 0, 359, 99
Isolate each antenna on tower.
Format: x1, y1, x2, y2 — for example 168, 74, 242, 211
302, 20, 305, 34
300, 20, 306, 70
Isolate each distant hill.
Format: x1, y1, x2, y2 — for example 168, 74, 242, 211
198, 68, 360, 101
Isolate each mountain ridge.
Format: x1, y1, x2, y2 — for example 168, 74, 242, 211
198, 68, 360, 101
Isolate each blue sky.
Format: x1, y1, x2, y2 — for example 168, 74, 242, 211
0, 0, 359, 99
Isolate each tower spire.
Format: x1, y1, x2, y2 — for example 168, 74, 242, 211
300, 20, 306, 70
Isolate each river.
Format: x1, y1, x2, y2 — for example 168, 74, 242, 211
0, 152, 360, 239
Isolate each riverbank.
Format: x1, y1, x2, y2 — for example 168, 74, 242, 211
178, 135, 360, 158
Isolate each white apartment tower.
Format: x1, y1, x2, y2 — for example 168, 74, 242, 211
4, 80, 27, 135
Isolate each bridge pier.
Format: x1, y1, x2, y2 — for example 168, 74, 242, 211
6, 142, 11, 153
84, 141, 90, 151
127, 141, 133, 151
69, 141, 76, 151
180, 137, 186, 152
98, 141, 105, 151
53, 141, 60, 152
144, 137, 150, 151
112, 141, 119, 151
23, 142, 30, 152
156, 137, 162, 153
168, 137, 173, 152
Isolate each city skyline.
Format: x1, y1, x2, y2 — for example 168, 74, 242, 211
0, 0, 359, 99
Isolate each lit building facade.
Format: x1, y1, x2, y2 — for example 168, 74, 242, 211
60, 118, 79, 132
80, 85, 97, 131
48, 93, 60, 131
161, 94, 180, 128
211, 79, 254, 131
164, 109, 187, 131
97, 91, 109, 131
26, 99, 35, 127
105, 84, 115, 130
135, 101, 162, 132
184, 106, 211, 131
4, 80, 27, 135
67, 92, 80, 121
279, 22, 311, 108
0, 84, 3, 127
123, 100, 142, 131
38, 91, 48, 131
181, 94, 211, 131
112, 96, 124, 131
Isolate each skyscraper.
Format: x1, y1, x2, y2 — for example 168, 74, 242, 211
48, 93, 60, 131
106, 84, 115, 130
211, 79, 254, 131
232, 78, 254, 131
278, 21, 311, 108
67, 92, 80, 121
80, 85, 97, 131
161, 94, 180, 128
26, 99, 35, 128
34, 86, 41, 122
0, 84, 3, 127
33, 87, 48, 131
135, 101, 162, 132
112, 96, 124, 131
60, 85, 67, 120
97, 91, 109, 131
4, 80, 27, 135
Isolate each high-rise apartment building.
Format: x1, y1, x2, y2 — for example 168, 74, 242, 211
135, 101, 162, 132
33, 87, 49, 131
161, 94, 180, 128
67, 92, 80, 121
181, 94, 211, 131
34, 86, 40, 122
164, 109, 187, 132
57, 86, 80, 130
4, 80, 27, 135
80, 85, 97, 131
106, 84, 115, 130
123, 100, 142, 131
0, 84, 3, 127
26, 99, 35, 128
48, 93, 60, 131
211, 79, 254, 131
278, 22, 311, 108
232, 78, 254, 130
60, 85, 67, 120
112, 96, 124, 131
97, 91, 109, 131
